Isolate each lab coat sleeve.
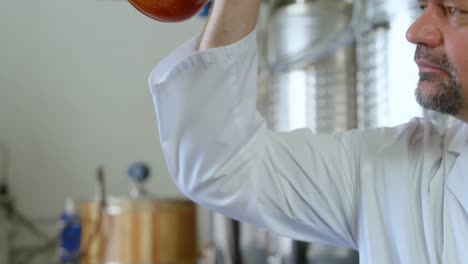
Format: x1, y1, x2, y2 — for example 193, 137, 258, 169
148, 30, 364, 249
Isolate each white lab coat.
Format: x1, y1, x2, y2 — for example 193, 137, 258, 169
148, 30, 468, 263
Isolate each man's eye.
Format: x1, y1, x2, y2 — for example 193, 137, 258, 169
447, 7, 461, 16
419, 5, 427, 10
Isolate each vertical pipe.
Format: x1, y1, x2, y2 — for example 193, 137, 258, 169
291, 241, 308, 264
228, 219, 243, 264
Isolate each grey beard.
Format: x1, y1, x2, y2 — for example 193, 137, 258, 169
414, 45, 463, 116
415, 72, 462, 115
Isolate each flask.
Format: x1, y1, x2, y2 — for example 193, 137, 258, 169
129, 0, 209, 22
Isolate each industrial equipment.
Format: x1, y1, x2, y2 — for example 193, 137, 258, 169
79, 164, 199, 264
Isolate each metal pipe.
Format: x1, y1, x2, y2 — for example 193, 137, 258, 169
270, 11, 390, 73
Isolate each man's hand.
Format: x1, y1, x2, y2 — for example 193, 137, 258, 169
198, 0, 261, 51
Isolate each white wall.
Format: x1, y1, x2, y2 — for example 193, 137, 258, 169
0, 0, 205, 226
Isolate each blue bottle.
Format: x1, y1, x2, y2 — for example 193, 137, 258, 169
59, 199, 81, 264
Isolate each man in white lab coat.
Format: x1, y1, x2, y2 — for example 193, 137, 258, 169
148, 0, 468, 263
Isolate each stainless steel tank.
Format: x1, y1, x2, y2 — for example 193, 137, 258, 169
263, 0, 358, 133
258, 0, 360, 263
355, 0, 389, 128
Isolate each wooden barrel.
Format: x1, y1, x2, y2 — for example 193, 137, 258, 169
79, 199, 198, 264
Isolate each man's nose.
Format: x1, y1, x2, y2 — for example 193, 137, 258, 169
406, 10, 442, 48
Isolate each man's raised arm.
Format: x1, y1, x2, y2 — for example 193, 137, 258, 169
148, 0, 366, 249
198, 0, 261, 50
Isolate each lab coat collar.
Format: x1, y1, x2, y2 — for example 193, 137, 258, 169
446, 120, 468, 155
445, 119, 468, 214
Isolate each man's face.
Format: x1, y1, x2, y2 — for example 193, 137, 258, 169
406, 0, 468, 121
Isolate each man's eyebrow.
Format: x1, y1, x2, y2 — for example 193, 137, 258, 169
444, 0, 468, 6
418, 0, 428, 5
